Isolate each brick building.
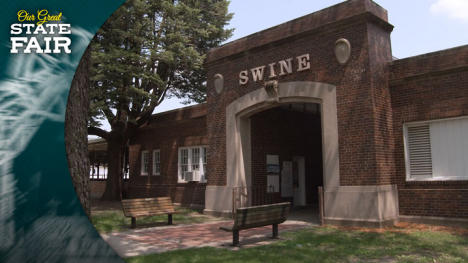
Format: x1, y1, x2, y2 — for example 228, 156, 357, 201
127, 0, 468, 227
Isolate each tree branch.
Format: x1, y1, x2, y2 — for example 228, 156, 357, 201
88, 126, 110, 140
101, 105, 115, 126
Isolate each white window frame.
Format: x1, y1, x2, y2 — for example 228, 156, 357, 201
141, 150, 149, 176
178, 145, 207, 183
153, 149, 161, 176
404, 116, 468, 181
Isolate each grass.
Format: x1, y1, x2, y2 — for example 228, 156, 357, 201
91, 207, 227, 233
125, 226, 468, 263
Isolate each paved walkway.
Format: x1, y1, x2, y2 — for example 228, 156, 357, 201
101, 207, 320, 258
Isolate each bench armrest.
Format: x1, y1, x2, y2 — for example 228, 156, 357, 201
219, 226, 234, 232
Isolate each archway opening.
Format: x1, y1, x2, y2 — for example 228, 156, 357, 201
248, 102, 323, 222
206, 81, 339, 219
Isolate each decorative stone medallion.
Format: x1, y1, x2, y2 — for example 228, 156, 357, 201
214, 74, 224, 94
334, 38, 351, 65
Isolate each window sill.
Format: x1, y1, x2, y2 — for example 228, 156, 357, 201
406, 177, 468, 182
177, 181, 207, 184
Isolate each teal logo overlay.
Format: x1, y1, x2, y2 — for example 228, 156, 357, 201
11, 9, 72, 54
0, 1, 125, 262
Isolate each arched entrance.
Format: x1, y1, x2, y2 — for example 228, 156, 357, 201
226, 81, 339, 189
203, 81, 340, 216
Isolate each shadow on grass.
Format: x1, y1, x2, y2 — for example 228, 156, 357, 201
92, 207, 226, 233
125, 226, 468, 263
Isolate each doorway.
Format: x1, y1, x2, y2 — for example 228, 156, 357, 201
206, 81, 340, 219
293, 156, 306, 206
248, 103, 324, 208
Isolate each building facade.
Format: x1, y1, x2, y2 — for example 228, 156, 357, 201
127, 104, 208, 209
127, 0, 468, 227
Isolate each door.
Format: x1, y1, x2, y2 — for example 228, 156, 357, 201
293, 156, 306, 206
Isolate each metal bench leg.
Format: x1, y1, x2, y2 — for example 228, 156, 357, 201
272, 224, 278, 239
233, 230, 239, 246
168, 214, 173, 225
131, 217, 136, 229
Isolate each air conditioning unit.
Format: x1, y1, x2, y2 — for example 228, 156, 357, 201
184, 171, 200, 181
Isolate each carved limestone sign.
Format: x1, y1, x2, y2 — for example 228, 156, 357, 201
239, 54, 311, 85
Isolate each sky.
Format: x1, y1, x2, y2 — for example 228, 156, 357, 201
91, 0, 468, 136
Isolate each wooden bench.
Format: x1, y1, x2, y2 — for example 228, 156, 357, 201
220, 202, 291, 246
122, 197, 180, 229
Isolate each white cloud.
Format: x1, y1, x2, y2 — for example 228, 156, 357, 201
431, 0, 468, 22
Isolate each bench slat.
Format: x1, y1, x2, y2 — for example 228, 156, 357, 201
234, 214, 287, 227
234, 212, 286, 225
125, 209, 176, 215
233, 207, 288, 222
123, 202, 172, 208
232, 202, 290, 229
220, 202, 290, 245
238, 216, 287, 226
122, 201, 172, 206
236, 202, 290, 212
122, 200, 172, 206
123, 204, 174, 210
233, 207, 286, 220
121, 197, 178, 219
122, 197, 171, 202
124, 207, 173, 212
122, 199, 172, 204
124, 206, 175, 211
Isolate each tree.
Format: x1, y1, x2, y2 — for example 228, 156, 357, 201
88, 0, 233, 201
65, 46, 92, 219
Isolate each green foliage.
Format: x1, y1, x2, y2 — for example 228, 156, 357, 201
89, 0, 233, 127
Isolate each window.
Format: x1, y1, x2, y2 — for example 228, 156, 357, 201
180, 148, 189, 177
404, 117, 468, 181
178, 146, 207, 182
141, 151, 149, 175
153, 150, 160, 175
203, 147, 207, 174
192, 148, 200, 171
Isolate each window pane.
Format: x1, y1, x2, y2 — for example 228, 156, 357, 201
181, 149, 188, 164
203, 147, 207, 164
142, 152, 149, 174
180, 149, 189, 180
430, 118, 468, 179
153, 151, 160, 175
192, 148, 200, 171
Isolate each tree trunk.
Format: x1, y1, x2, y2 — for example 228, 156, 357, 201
65, 46, 92, 219
100, 140, 125, 201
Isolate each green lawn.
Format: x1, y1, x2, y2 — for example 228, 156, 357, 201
125, 226, 468, 263
92, 207, 227, 233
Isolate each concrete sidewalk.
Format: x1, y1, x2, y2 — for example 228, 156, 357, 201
101, 219, 315, 258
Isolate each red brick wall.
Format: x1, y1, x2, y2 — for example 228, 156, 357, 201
250, 107, 323, 204
90, 181, 129, 199
389, 46, 468, 219
90, 181, 106, 198
206, 0, 388, 63
127, 184, 206, 207
366, 22, 394, 186
128, 104, 208, 206
205, 0, 393, 188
